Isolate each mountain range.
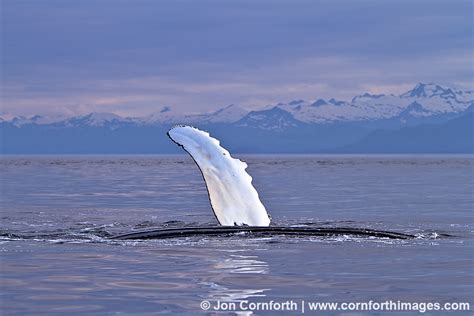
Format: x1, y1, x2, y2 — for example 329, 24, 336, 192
1, 83, 473, 154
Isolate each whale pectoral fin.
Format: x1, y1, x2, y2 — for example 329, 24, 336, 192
167, 125, 271, 227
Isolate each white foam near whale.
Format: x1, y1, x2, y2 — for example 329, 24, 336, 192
167, 125, 271, 226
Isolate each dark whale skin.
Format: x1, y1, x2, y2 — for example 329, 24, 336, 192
111, 226, 415, 240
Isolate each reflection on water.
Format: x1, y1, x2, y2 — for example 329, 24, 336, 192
201, 250, 270, 315
214, 254, 269, 274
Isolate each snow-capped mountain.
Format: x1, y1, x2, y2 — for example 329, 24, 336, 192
0, 112, 129, 127
274, 83, 473, 124
136, 106, 182, 124
136, 104, 248, 125
235, 106, 305, 131
199, 104, 248, 123
2, 83, 472, 154
1, 83, 472, 129
0, 113, 69, 127
60, 112, 130, 127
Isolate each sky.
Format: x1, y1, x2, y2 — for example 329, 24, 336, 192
1, 0, 473, 117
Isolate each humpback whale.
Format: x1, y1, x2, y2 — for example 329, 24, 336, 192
112, 125, 415, 240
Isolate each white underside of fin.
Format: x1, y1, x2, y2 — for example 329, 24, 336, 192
167, 125, 271, 226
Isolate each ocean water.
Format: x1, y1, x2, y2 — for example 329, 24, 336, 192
0, 155, 473, 315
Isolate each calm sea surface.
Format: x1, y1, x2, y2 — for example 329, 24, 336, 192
0, 155, 473, 315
